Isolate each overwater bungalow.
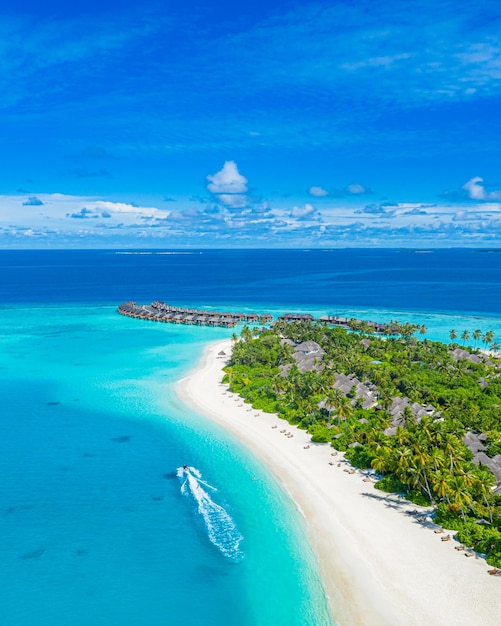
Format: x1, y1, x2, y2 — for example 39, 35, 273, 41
279, 313, 314, 322
118, 301, 363, 330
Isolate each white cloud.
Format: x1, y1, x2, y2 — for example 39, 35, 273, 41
309, 186, 328, 197
207, 161, 248, 194
94, 200, 162, 217
347, 183, 366, 195
22, 196, 44, 206
206, 161, 251, 211
217, 194, 248, 209
291, 203, 315, 219
463, 176, 487, 200
462, 177, 501, 201
0, 193, 169, 229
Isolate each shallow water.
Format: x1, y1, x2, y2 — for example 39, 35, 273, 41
0, 306, 330, 626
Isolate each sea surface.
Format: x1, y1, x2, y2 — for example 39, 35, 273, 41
1, 248, 501, 626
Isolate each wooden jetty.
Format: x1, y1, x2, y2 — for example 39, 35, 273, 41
117, 301, 394, 335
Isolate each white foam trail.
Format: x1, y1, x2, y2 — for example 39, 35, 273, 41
177, 466, 244, 561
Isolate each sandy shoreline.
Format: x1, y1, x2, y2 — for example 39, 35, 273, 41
176, 339, 500, 626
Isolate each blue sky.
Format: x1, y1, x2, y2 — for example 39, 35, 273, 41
1, 0, 501, 248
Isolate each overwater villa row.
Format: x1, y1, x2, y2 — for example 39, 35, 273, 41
118, 301, 273, 327
118, 301, 390, 334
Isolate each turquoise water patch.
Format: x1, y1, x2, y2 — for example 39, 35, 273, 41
0, 306, 331, 626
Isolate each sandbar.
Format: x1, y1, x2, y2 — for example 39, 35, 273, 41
177, 339, 501, 626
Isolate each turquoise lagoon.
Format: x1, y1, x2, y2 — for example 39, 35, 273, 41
0, 305, 331, 626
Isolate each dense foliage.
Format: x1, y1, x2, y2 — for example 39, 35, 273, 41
224, 320, 501, 567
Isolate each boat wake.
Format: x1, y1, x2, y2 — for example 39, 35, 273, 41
177, 466, 244, 562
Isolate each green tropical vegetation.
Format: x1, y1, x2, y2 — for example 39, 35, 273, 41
223, 319, 501, 568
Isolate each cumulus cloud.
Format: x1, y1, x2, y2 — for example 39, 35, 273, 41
453, 209, 499, 222
165, 208, 201, 222
402, 207, 428, 216
325, 183, 372, 198
347, 183, 367, 195
357, 202, 397, 215
251, 201, 271, 215
309, 186, 328, 197
67, 207, 97, 219
22, 196, 44, 206
463, 176, 487, 200
206, 161, 250, 210
93, 200, 162, 218
207, 161, 247, 194
291, 203, 316, 219
461, 177, 501, 201
442, 178, 501, 203
217, 193, 248, 209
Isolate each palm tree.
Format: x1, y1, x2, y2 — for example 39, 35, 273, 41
406, 459, 433, 501
457, 466, 476, 490
240, 325, 252, 341
371, 444, 394, 475
395, 445, 414, 480
395, 426, 410, 446
316, 371, 335, 398
461, 330, 470, 345
272, 373, 288, 396
449, 329, 457, 342
412, 438, 434, 502
335, 394, 353, 427
443, 434, 464, 473
348, 318, 361, 333
473, 328, 482, 348
454, 358, 469, 379
483, 330, 495, 349
400, 323, 418, 341
419, 324, 427, 336
473, 467, 496, 524
277, 341, 294, 365
298, 395, 319, 420
323, 388, 344, 425
431, 469, 452, 505
388, 320, 402, 337
428, 447, 446, 472
447, 475, 473, 521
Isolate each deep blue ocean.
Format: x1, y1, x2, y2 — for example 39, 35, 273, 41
1, 248, 501, 626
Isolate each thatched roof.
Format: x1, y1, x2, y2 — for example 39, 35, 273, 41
472, 451, 501, 487
291, 341, 325, 372
463, 432, 487, 454
294, 341, 325, 355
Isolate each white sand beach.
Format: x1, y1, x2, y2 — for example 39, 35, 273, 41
177, 339, 501, 626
